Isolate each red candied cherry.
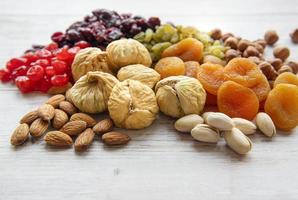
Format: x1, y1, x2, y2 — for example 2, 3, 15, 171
27, 65, 45, 81
51, 32, 65, 43
45, 42, 59, 52
36, 76, 52, 93
52, 60, 67, 74
11, 66, 28, 80
0, 69, 12, 82
55, 46, 70, 61
6, 58, 27, 71
35, 49, 52, 59
15, 76, 33, 93
34, 59, 50, 68
75, 41, 91, 49
51, 74, 69, 86
22, 52, 39, 64
45, 66, 56, 77
67, 47, 80, 63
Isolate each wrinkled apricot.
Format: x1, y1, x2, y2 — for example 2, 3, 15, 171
224, 58, 263, 87
218, 81, 259, 120
274, 72, 298, 87
205, 92, 217, 106
184, 61, 200, 78
249, 74, 271, 102
154, 57, 185, 79
264, 83, 298, 131
161, 38, 204, 62
197, 63, 225, 95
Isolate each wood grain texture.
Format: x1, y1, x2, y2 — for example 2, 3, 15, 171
1, 0, 298, 199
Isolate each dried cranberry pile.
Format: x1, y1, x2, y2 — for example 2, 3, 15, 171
0, 42, 89, 93
50, 9, 160, 49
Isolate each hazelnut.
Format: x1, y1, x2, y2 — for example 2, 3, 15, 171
278, 65, 293, 74
287, 61, 298, 74
269, 58, 283, 71
264, 30, 279, 45
273, 46, 290, 61
243, 46, 259, 57
225, 49, 240, 62
247, 56, 261, 65
221, 33, 234, 42
258, 62, 278, 80
254, 39, 267, 48
209, 28, 222, 40
290, 29, 298, 43
253, 43, 264, 54
237, 39, 251, 52
224, 37, 238, 49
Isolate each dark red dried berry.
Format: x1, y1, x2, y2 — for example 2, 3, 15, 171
51, 74, 69, 87
15, 76, 33, 93
6, 58, 27, 71
27, 65, 45, 81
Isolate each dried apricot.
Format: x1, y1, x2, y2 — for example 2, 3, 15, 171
218, 81, 259, 120
249, 74, 271, 102
224, 58, 263, 87
154, 57, 185, 79
197, 63, 225, 95
274, 72, 298, 87
205, 92, 217, 106
264, 83, 298, 131
161, 38, 204, 62
184, 61, 200, 78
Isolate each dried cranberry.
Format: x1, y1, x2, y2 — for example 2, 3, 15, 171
11, 66, 28, 80
34, 59, 50, 68
52, 60, 68, 74
66, 29, 82, 42
15, 76, 33, 93
0, 69, 12, 82
147, 17, 160, 29
51, 74, 69, 86
75, 41, 91, 49
45, 42, 59, 51
35, 49, 52, 59
22, 52, 39, 64
45, 66, 56, 77
6, 58, 27, 71
55, 46, 71, 61
27, 65, 45, 81
37, 76, 52, 93
51, 32, 65, 43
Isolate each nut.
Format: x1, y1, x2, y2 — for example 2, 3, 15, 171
224, 37, 238, 49
102, 131, 130, 145
191, 124, 220, 143
202, 112, 214, 122
47, 83, 72, 95
19, 110, 39, 125
70, 113, 97, 127
258, 62, 278, 80
273, 46, 290, 61
174, 114, 204, 133
10, 123, 30, 146
243, 46, 259, 58
221, 33, 234, 42
29, 118, 49, 137
253, 43, 264, 54
59, 120, 87, 136
223, 128, 252, 155
58, 101, 77, 115
52, 109, 69, 129
74, 128, 95, 151
203, 55, 226, 66
93, 118, 113, 134
278, 65, 293, 74
205, 112, 234, 131
65, 89, 74, 104
37, 104, 55, 121
287, 61, 298, 74
209, 28, 222, 40
232, 118, 256, 135
264, 30, 279, 45
237, 39, 251, 52
255, 112, 276, 137
290, 28, 298, 43
45, 94, 65, 108
225, 49, 240, 62
269, 58, 283, 71
254, 39, 267, 48
44, 131, 73, 147
247, 56, 262, 65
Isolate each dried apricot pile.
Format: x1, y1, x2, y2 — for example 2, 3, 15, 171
184, 61, 200, 78
217, 81, 259, 120
274, 72, 298, 87
265, 83, 298, 131
154, 57, 185, 79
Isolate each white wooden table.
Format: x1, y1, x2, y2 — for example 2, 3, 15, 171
1, 0, 298, 199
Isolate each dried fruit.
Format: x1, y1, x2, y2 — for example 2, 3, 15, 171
44, 131, 73, 147
205, 112, 234, 131
217, 81, 259, 120
37, 104, 55, 121
93, 118, 113, 134
223, 128, 252, 155
255, 112, 276, 137
278, 65, 293, 74
46, 94, 65, 108
117, 64, 160, 88
273, 46, 290, 61
19, 110, 39, 125
10, 123, 30, 146
74, 128, 95, 151
191, 124, 220, 143
274, 72, 298, 87
52, 109, 69, 129
29, 118, 49, 137
102, 131, 130, 145
249, 74, 271, 102
68, 71, 119, 113
155, 76, 206, 118
59, 120, 87, 136
203, 55, 225, 66
264, 30, 279, 45
58, 101, 77, 115
108, 80, 159, 129
47, 82, 72, 95
184, 61, 200, 78
232, 118, 256, 135
174, 114, 204, 133
264, 83, 298, 131
154, 57, 185, 79
70, 113, 97, 127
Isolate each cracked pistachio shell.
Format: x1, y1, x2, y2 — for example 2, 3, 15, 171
117, 64, 160, 89
71, 48, 113, 81
108, 79, 159, 129
69, 71, 119, 114
155, 76, 206, 118
107, 39, 152, 71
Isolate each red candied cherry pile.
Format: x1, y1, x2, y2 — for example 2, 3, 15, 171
0, 41, 90, 93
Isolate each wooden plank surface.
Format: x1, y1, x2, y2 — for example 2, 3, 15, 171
1, 0, 298, 199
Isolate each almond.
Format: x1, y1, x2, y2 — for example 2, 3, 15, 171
10, 123, 30, 146
59, 120, 87, 136
37, 104, 55, 121
29, 118, 49, 137
74, 128, 95, 151
52, 109, 69, 129
45, 94, 65, 108
102, 131, 130, 145
19, 110, 39, 125
70, 113, 96, 127
93, 118, 113, 134
59, 101, 77, 115
44, 131, 73, 147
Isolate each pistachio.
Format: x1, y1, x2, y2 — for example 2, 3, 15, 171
232, 118, 256, 135
191, 124, 220, 143
255, 112, 276, 137
205, 112, 234, 131
223, 128, 252, 155
202, 112, 214, 122
174, 114, 204, 133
